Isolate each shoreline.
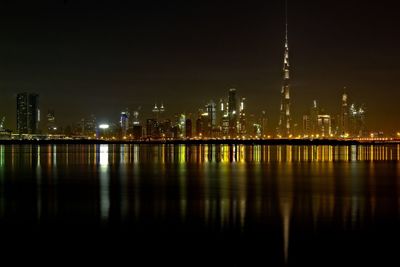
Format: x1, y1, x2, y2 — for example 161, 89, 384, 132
0, 139, 398, 145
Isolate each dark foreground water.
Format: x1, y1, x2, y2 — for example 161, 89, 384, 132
1, 144, 400, 266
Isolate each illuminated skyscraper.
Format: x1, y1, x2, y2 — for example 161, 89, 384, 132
228, 88, 237, 135
206, 100, 217, 135
278, 2, 291, 137
261, 110, 268, 136
16, 92, 40, 134
47, 109, 57, 133
239, 97, 246, 134
120, 111, 129, 137
0, 117, 4, 131
159, 103, 165, 120
317, 115, 331, 137
152, 103, 159, 121
349, 103, 366, 137
340, 91, 349, 137
132, 110, 140, 126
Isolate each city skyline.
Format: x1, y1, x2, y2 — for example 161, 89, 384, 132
0, 87, 372, 140
2, 2, 400, 265
0, 1, 399, 133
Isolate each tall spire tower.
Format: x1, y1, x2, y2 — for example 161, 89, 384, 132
278, 0, 291, 137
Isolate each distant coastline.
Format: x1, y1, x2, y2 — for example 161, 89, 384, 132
0, 139, 399, 146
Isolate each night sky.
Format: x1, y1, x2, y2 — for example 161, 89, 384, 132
0, 0, 399, 133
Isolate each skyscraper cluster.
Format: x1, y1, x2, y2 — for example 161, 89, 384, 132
302, 92, 367, 138
0, 2, 375, 141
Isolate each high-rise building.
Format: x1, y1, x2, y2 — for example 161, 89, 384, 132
16, 92, 40, 134
309, 100, 319, 135
152, 104, 159, 121
178, 114, 186, 138
349, 103, 366, 137
132, 110, 140, 126
228, 88, 238, 136
0, 116, 5, 131
47, 109, 57, 133
196, 117, 203, 137
79, 115, 96, 137
205, 101, 217, 137
317, 115, 331, 137
159, 103, 165, 121
340, 91, 349, 137
132, 125, 143, 140
120, 111, 129, 137
159, 119, 172, 138
278, 4, 291, 138
239, 97, 247, 134
218, 98, 229, 135
302, 115, 310, 137
146, 119, 159, 139
206, 101, 217, 128
303, 101, 332, 138
260, 110, 268, 136
185, 118, 192, 138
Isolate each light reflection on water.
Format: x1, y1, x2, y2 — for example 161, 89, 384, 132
0, 144, 400, 264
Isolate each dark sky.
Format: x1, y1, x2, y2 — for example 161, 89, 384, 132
0, 0, 399, 133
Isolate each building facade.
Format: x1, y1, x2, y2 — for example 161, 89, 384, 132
16, 92, 40, 134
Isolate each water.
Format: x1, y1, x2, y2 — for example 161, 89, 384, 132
0, 144, 400, 266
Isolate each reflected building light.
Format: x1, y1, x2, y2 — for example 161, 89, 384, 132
53, 145, 57, 167
211, 144, 216, 162
329, 146, 333, 161
133, 144, 139, 164
119, 146, 129, 222
100, 145, 109, 166
179, 161, 187, 222
133, 151, 141, 220
204, 145, 209, 163
311, 146, 316, 161
120, 144, 126, 164
36, 145, 42, 223
282, 201, 291, 264
397, 144, 400, 161
277, 146, 282, 162
179, 144, 186, 164
304, 146, 308, 161
286, 145, 292, 162
99, 144, 110, 222
240, 145, 246, 162
370, 145, 374, 161
0, 145, 4, 167
232, 145, 237, 162
46, 145, 51, 167
221, 145, 228, 162
239, 195, 246, 230
219, 163, 230, 227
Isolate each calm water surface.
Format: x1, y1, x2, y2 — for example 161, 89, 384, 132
0, 144, 400, 266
